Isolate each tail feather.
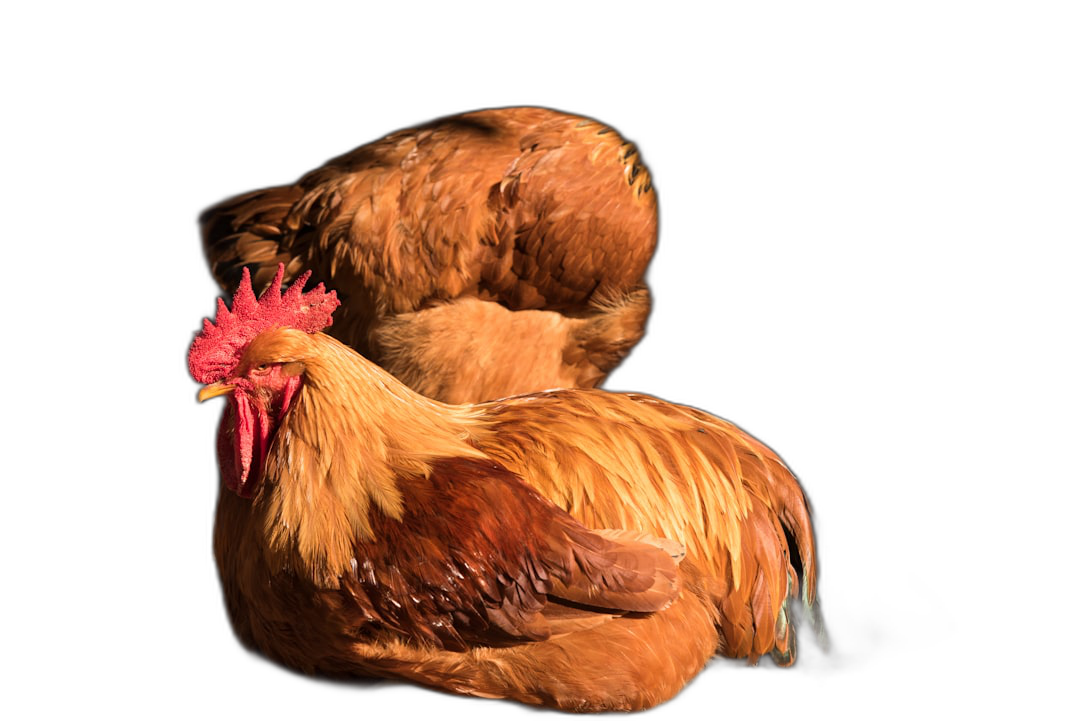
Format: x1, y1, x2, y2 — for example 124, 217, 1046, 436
768, 454, 827, 659
769, 569, 798, 666
782, 492, 827, 657
805, 592, 831, 653
200, 185, 306, 293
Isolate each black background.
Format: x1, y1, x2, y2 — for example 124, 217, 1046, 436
135, 69, 924, 716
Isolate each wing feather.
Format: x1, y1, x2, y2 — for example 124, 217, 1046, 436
345, 457, 681, 651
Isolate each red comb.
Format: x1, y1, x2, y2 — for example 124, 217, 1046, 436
188, 265, 339, 384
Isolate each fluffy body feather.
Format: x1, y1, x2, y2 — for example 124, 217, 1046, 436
191, 270, 819, 710
201, 106, 657, 403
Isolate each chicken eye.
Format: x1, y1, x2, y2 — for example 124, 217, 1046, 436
252, 363, 271, 375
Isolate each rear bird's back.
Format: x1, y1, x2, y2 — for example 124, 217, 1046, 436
201, 107, 658, 403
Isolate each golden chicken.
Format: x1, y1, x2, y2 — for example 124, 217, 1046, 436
201, 106, 657, 404
189, 268, 818, 710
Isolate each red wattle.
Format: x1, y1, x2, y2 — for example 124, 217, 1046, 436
216, 404, 238, 493
217, 390, 261, 498
217, 372, 304, 498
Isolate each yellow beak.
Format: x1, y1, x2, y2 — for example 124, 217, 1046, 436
197, 382, 236, 402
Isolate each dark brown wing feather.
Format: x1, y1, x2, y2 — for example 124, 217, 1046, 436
344, 457, 679, 651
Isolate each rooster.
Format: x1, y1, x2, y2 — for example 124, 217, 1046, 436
200, 106, 657, 404
189, 267, 818, 710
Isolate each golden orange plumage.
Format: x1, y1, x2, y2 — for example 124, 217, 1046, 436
201, 107, 657, 403
191, 269, 819, 709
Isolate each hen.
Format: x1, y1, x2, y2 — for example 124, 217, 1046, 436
200, 106, 657, 404
190, 267, 819, 710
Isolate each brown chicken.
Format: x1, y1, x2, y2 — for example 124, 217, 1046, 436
200, 106, 657, 404
189, 267, 819, 710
